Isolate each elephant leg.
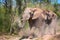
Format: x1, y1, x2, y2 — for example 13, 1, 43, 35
54, 26, 56, 35
53, 20, 56, 35
48, 25, 52, 35
49, 20, 56, 35
30, 27, 35, 34
27, 26, 37, 38
41, 23, 47, 37
48, 23, 55, 35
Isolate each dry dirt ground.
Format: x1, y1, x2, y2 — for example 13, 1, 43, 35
0, 32, 60, 40
0, 35, 20, 40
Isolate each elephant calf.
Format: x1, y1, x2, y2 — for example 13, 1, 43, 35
40, 10, 57, 37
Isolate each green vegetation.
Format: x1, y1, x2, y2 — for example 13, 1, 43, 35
0, 0, 60, 34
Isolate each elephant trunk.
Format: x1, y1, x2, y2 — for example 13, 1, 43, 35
45, 14, 52, 25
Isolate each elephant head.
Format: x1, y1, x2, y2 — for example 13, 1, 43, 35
21, 7, 44, 28
22, 8, 43, 20
43, 10, 57, 25
21, 8, 34, 27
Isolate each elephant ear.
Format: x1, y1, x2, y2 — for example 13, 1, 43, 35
49, 11, 57, 19
52, 13, 57, 19
32, 11, 41, 19
32, 9, 43, 19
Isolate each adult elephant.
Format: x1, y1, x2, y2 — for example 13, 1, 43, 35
21, 7, 57, 39
21, 7, 45, 39
21, 7, 45, 29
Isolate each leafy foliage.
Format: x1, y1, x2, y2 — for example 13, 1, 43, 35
0, 0, 60, 34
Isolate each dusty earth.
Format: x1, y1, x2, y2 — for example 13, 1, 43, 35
0, 35, 20, 40
0, 32, 60, 40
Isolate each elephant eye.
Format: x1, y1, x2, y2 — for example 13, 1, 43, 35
46, 13, 50, 17
52, 14, 54, 17
29, 12, 33, 17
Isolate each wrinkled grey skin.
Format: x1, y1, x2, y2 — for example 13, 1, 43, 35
21, 8, 57, 39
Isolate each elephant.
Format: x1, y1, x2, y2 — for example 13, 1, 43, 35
21, 7, 57, 39
41, 10, 57, 36
21, 7, 45, 29
21, 7, 45, 39
43, 10, 57, 35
